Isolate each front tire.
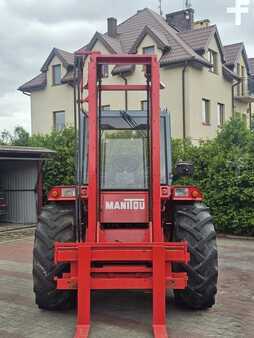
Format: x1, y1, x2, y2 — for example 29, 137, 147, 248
33, 203, 75, 310
173, 203, 218, 309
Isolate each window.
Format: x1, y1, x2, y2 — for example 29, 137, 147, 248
202, 99, 210, 125
141, 100, 148, 111
217, 103, 225, 126
53, 111, 65, 130
237, 63, 241, 96
241, 65, 245, 95
101, 105, 110, 111
208, 49, 218, 73
142, 46, 155, 71
52, 64, 62, 85
143, 46, 155, 55
101, 64, 109, 78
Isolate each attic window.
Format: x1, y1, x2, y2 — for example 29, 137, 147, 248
208, 49, 218, 74
142, 46, 155, 71
143, 46, 155, 55
52, 64, 62, 85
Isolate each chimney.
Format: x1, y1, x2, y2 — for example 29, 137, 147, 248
166, 8, 194, 32
193, 19, 210, 29
107, 17, 117, 38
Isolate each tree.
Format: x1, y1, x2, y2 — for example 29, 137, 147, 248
12, 127, 30, 146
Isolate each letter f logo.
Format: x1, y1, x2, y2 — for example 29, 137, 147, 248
227, 0, 250, 26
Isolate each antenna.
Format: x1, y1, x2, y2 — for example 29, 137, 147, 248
185, 0, 192, 8
158, 0, 163, 16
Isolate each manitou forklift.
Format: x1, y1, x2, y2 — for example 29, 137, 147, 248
33, 53, 218, 338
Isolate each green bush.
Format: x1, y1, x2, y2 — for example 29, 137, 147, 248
172, 118, 254, 236
3, 119, 254, 236
28, 127, 76, 194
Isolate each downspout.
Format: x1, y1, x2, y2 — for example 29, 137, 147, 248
120, 73, 128, 111
182, 61, 189, 140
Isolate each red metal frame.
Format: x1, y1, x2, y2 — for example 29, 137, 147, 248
54, 53, 190, 338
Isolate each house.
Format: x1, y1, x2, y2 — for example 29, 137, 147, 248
223, 43, 254, 126
19, 7, 251, 142
248, 58, 254, 126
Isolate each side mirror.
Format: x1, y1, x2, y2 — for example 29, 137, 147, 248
175, 161, 194, 177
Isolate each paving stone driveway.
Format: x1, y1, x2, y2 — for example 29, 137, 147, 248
0, 237, 253, 338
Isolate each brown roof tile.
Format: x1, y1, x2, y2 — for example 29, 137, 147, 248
223, 43, 243, 66
18, 72, 46, 92
178, 25, 217, 52
41, 48, 74, 72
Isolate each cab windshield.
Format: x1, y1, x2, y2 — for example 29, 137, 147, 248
82, 112, 171, 189
100, 129, 148, 190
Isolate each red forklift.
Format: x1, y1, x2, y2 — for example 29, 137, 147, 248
33, 53, 218, 338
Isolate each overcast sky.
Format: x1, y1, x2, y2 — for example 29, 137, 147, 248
0, 0, 254, 133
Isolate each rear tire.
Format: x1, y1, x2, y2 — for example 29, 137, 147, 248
33, 203, 75, 310
173, 203, 218, 309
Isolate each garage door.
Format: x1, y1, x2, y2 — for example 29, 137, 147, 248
0, 160, 38, 224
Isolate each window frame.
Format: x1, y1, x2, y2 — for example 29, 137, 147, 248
101, 64, 109, 78
217, 103, 225, 127
141, 100, 148, 111
101, 105, 110, 111
142, 45, 155, 55
241, 65, 245, 96
208, 49, 218, 74
236, 63, 241, 96
52, 64, 62, 86
53, 110, 65, 130
202, 98, 211, 125
142, 46, 155, 71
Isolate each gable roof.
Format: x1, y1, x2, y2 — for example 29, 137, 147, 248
18, 72, 47, 93
129, 25, 169, 53
223, 43, 250, 74
178, 25, 224, 62
82, 8, 210, 69
86, 31, 122, 54
20, 8, 238, 92
41, 48, 74, 72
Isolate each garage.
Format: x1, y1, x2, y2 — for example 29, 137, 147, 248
0, 145, 54, 225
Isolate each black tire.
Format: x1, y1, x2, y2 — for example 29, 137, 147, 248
33, 203, 75, 310
173, 202, 218, 310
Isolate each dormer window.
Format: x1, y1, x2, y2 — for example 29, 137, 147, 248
52, 64, 62, 85
143, 46, 155, 55
142, 46, 155, 71
208, 49, 218, 74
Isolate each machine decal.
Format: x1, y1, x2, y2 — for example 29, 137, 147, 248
105, 198, 145, 211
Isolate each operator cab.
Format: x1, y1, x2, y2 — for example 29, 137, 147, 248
82, 110, 172, 190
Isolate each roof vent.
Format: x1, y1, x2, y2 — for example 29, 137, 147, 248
107, 17, 117, 38
166, 8, 194, 32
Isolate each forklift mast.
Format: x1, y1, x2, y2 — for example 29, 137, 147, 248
54, 53, 189, 338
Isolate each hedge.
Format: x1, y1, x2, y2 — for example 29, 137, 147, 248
172, 118, 254, 236
3, 118, 254, 236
